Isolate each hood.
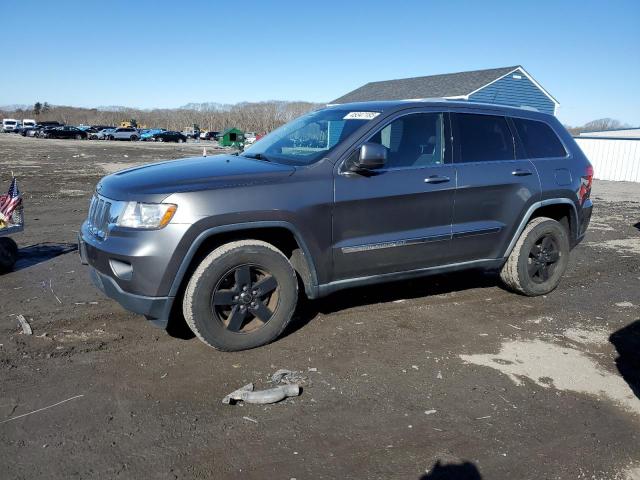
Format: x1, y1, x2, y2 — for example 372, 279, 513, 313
96, 154, 295, 202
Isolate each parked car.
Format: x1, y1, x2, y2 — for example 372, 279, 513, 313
152, 131, 187, 143
92, 125, 115, 131
2, 119, 19, 133
201, 131, 220, 141
109, 127, 139, 141
20, 126, 39, 137
46, 126, 88, 140
200, 131, 220, 140
79, 100, 593, 352
140, 128, 166, 141
22, 119, 36, 128
90, 128, 117, 140
244, 131, 257, 144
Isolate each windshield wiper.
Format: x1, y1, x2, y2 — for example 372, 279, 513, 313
242, 152, 270, 162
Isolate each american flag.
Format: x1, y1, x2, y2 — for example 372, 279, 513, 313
0, 177, 22, 223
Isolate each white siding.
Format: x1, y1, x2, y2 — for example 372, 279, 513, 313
575, 138, 640, 182
579, 129, 640, 138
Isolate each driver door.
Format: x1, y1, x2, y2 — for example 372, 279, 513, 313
332, 111, 457, 280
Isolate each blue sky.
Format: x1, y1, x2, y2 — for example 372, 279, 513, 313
1, 0, 638, 126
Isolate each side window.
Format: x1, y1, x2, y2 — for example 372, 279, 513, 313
452, 113, 514, 162
367, 113, 444, 169
512, 117, 567, 159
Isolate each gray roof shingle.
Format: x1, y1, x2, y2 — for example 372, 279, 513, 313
330, 66, 520, 104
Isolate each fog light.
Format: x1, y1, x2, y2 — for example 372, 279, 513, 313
109, 259, 133, 281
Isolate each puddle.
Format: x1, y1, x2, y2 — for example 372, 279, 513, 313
460, 339, 640, 415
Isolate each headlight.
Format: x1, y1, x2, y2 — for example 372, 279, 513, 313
117, 202, 177, 229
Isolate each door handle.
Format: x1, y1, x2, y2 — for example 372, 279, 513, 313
512, 169, 533, 176
424, 175, 450, 184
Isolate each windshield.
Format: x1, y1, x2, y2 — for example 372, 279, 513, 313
241, 108, 380, 166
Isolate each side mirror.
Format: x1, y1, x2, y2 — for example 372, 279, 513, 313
351, 142, 387, 171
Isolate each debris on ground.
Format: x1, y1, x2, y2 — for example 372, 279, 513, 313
222, 383, 300, 405
271, 369, 307, 385
16, 314, 32, 335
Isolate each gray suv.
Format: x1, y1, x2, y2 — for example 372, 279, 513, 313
110, 127, 139, 141
79, 100, 593, 351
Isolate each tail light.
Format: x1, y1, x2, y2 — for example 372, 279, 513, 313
579, 165, 593, 204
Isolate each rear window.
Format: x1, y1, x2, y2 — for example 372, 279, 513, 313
452, 113, 514, 162
512, 117, 566, 159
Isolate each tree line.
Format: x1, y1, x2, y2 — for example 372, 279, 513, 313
1, 102, 634, 136
0, 101, 322, 132
564, 118, 633, 135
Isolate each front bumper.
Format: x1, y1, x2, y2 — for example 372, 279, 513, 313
78, 221, 188, 327
89, 267, 172, 327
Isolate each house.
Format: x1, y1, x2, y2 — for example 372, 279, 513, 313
330, 66, 559, 115
218, 127, 245, 147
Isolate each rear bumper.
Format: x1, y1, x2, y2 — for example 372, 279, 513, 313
575, 198, 593, 246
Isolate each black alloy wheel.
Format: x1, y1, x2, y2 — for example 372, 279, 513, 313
528, 233, 561, 283
211, 264, 279, 333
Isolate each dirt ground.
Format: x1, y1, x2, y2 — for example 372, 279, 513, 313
1, 133, 639, 480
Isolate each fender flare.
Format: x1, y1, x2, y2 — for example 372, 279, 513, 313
503, 198, 578, 258
167, 221, 320, 299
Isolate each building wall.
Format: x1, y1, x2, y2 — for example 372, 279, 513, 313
575, 137, 640, 182
468, 70, 556, 115
579, 129, 640, 139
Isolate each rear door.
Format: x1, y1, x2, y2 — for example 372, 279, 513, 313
449, 111, 541, 262
332, 110, 457, 280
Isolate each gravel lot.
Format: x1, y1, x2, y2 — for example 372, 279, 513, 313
1, 133, 639, 480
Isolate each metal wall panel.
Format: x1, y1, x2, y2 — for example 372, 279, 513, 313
575, 138, 640, 182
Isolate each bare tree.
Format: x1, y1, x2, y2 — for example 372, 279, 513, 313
583, 118, 625, 132
0, 101, 322, 132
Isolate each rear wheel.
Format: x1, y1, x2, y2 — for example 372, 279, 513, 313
75, 134, 82, 140
500, 217, 570, 296
177, 138, 184, 143
0, 237, 18, 272
183, 240, 298, 351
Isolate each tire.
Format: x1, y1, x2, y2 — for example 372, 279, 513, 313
183, 240, 298, 351
500, 217, 570, 296
0, 237, 18, 273
157, 137, 164, 142
130, 135, 138, 141
177, 138, 184, 143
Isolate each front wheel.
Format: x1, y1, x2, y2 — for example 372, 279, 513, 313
500, 217, 570, 296
183, 240, 298, 351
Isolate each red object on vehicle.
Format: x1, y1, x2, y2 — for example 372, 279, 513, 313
579, 164, 593, 204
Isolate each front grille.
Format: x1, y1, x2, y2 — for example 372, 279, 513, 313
87, 195, 112, 239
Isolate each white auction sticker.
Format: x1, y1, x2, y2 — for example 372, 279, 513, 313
343, 111, 380, 120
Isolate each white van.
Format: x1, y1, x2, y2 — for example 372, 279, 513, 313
2, 118, 19, 132
22, 119, 36, 128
